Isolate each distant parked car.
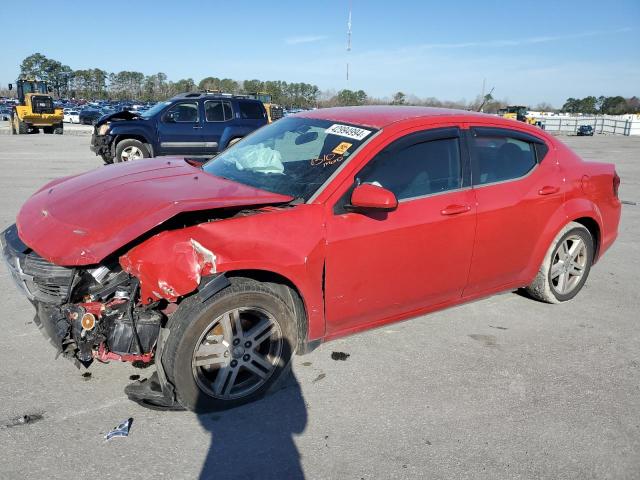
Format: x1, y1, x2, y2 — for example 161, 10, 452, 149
0, 107, 11, 121
79, 109, 103, 125
91, 92, 268, 163
577, 125, 594, 136
64, 110, 80, 124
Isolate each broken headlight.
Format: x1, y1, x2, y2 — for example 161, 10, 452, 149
97, 123, 110, 136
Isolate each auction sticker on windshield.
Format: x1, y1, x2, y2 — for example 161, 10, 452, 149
325, 124, 372, 141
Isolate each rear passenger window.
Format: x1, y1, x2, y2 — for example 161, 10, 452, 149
205, 100, 233, 122
357, 137, 462, 200
471, 132, 537, 185
239, 101, 266, 120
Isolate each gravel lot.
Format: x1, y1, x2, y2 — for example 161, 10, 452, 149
0, 130, 638, 480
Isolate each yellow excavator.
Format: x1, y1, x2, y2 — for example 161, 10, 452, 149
247, 92, 284, 123
497, 105, 538, 126
9, 78, 64, 134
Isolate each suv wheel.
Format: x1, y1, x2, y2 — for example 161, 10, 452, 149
526, 222, 594, 303
163, 277, 298, 412
115, 139, 150, 162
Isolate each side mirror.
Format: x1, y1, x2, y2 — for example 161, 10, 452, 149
8, 84, 12, 90
348, 183, 398, 211
164, 111, 177, 122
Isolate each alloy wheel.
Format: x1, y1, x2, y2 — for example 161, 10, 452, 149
550, 234, 588, 295
191, 307, 283, 400
121, 145, 144, 161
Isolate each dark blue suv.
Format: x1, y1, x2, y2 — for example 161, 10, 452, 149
90, 93, 268, 163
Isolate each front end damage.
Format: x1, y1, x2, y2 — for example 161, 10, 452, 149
2, 224, 162, 368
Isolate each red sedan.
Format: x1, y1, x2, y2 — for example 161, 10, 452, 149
1, 106, 621, 411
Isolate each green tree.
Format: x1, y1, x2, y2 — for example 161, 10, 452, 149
335, 89, 367, 106
391, 91, 406, 105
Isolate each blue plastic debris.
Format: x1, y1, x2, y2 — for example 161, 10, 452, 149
105, 418, 133, 440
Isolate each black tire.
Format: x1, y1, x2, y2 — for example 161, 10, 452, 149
43, 126, 54, 134
526, 222, 594, 303
100, 153, 114, 164
13, 114, 27, 134
226, 137, 242, 149
114, 139, 150, 162
163, 277, 298, 412
53, 123, 63, 135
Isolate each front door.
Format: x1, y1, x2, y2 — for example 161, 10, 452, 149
324, 127, 477, 335
157, 101, 205, 155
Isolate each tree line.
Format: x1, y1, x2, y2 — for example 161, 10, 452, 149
9, 53, 638, 114
561, 96, 639, 115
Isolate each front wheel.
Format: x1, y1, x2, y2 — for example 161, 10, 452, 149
526, 222, 594, 303
163, 277, 298, 412
114, 139, 150, 162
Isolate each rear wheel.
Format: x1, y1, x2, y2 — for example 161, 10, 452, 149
114, 139, 150, 162
53, 123, 63, 135
163, 277, 298, 412
526, 222, 594, 303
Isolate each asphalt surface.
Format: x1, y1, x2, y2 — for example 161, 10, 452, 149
0, 131, 638, 480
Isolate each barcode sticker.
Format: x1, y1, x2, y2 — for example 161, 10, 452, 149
325, 124, 372, 141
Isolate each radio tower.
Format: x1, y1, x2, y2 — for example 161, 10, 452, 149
346, 2, 352, 81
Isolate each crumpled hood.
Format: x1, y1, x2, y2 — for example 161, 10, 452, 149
16, 158, 292, 266
95, 110, 141, 126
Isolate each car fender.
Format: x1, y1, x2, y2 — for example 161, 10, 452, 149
523, 197, 603, 283
219, 126, 254, 150
109, 125, 155, 153
119, 207, 327, 340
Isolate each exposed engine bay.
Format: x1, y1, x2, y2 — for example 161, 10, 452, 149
2, 224, 163, 367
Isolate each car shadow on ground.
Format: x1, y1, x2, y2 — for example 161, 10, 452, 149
196, 370, 307, 480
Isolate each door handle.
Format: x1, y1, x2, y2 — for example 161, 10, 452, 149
538, 186, 559, 195
193, 125, 202, 129
440, 204, 471, 216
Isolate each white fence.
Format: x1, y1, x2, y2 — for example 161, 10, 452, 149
533, 116, 640, 136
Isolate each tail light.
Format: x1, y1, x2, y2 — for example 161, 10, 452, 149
613, 171, 620, 198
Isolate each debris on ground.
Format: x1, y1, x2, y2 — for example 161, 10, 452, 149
331, 351, 350, 361
3, 413, 44, 428
488, 325, 508, 330
312, 373, 326, 384
302, 361, 312, 367
82, 372, 92, 381
129, 374, 141, 381
105, 418, 133, 440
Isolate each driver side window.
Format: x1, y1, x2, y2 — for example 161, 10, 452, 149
164, 102, 199, 123
358, 136, 462, 201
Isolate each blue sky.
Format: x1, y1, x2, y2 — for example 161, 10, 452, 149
1, 0, 638, 107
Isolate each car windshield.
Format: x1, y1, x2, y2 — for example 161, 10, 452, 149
203, 117, 377, 200
140, 101, 170, 119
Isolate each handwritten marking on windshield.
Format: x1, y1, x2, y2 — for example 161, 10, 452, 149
311, 153, 345, 167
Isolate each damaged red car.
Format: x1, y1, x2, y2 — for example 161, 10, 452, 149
1, 107, 621, 412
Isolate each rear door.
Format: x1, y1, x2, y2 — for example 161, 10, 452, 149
464, 126, 562, 295
157, 101, 205, 155
324, 127, 477, 334
201, 99, 233, 153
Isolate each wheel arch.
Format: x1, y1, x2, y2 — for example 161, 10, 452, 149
222, 269, 311, 353
524, 198, 604, 284
110, 127, 154, 156
571, 216, 601, 261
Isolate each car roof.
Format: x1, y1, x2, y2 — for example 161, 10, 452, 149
295, 105, 503, 129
